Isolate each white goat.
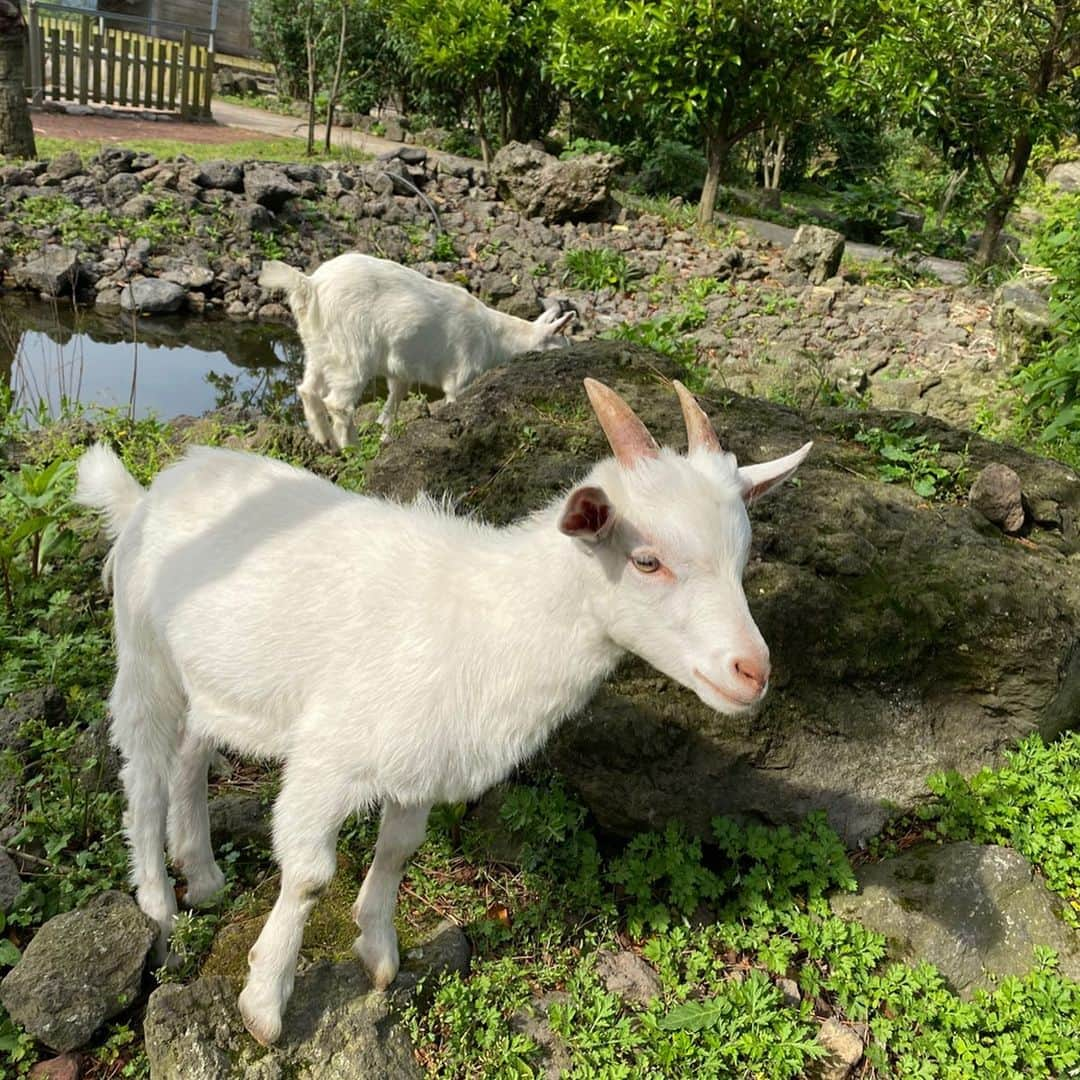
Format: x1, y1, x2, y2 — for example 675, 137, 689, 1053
258, 253, 574, 449
74, 378, 810, 1046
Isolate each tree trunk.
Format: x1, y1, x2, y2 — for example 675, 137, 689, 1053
474, 86, 492, 167
975, 132, 1032, 267
323, 3, 347, 154
697, 129, 729, 227
0, 3, 37, 159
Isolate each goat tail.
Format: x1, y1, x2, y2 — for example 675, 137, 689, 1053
74, 443, 146, 541
258, 259, 316, 321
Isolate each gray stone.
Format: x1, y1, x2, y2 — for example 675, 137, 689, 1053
158, 258, 214, 290
283, 163, 327, 185
970, 463, 1025, 533
44, 151, 84, 182
0, 849, 21, 912
365, 341, 1080, 845
232, 203, 274, 232
0, 164, 37, 187
120, 279, 186, 315
144, 963, 420, 1079
509, 992, 571, 1080
594, 949, 662, 1007
492, 141, 620, 223
993, 282, 1052, 368
830, 842, 1080, 997
809, 1018, 864, 1080
92, 147, 136, 178
784, 225, 845, 285
243, 165, 301, 210
0, 891, 156, 1052
103, 172, 143, 207
208, 790, 271, 847
397, 147, 428, 167
11, 247, 82, 298
195, 161, 244, 193
119, 194, 159, 220
396, 920, 471, 1007
1046, 161, 1080, 192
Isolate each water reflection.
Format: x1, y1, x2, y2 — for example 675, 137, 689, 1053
0, 296, 304, 422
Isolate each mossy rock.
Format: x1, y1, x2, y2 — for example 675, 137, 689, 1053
366, 341, 1080, 844
830, 842, 1080, 997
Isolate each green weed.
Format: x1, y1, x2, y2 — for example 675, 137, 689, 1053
562, 247, 644, 293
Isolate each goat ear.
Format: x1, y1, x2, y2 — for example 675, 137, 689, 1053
739, 442, 813, 504
534, 304, 561, 324
544, 311, 574, 336
558, 485, 615, 543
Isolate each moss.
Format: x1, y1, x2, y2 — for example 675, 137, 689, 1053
200, 854, 428, 989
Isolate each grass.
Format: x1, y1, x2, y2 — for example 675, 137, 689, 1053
31, 135, 372, 166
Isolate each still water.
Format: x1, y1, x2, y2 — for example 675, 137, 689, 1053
0, 296, 303, 422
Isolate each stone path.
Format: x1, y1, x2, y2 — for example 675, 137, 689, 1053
721, 214, 968, 285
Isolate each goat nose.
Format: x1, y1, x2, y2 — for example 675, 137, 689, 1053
733, 656, 769, 696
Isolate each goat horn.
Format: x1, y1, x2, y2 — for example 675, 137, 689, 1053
583, 378, 659, 467
672, 380, 721, 454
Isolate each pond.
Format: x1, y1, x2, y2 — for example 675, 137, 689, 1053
0, 295, 304, 423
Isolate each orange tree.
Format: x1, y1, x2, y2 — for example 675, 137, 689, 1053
548, 0, 872, 226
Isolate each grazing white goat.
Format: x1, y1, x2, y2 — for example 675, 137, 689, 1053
74, 378, 810, 1046
258, 253, 574, 449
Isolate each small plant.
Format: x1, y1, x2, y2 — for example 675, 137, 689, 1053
0, 460, 77, 609
562, 247, 643, 293
431, 231, 457, 262
558, 136, 624, 160
254, 230, 288, 261
854, 417, 963, 498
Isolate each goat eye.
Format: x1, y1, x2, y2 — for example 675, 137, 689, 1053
631, 552, 662, 574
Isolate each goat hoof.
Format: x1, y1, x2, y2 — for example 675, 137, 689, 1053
353, 931, 399, 990
184, 864, 226, 907
238, 986, 282, 1046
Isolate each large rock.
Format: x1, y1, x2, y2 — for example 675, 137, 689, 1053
0, 891, 157, 1052
1047, 161, 1080, 192
783, 225, 845, 285
992, 281, 1053, 368
830, 842, 1080, 997
120, 278, 187, 315
11, 247, 82, 297
243, 164, 301, 210
195, 160, 244, 193
365, 341, 1080, 844
491, 141, 620, 223
144, 963, 420, 1079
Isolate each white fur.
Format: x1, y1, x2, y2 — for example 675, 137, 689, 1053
259, 253, 574, 449
74, 405, 807, 1046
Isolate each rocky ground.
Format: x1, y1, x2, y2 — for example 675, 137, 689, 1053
0, 141, 1053, 436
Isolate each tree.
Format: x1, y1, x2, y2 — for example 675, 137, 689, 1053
549, 0, 869, 225
858, 0, 1080, 265
0, 0, 36, 159
383, 0, 511, 165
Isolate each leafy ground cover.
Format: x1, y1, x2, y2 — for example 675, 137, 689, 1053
0, 398, 1077, 1077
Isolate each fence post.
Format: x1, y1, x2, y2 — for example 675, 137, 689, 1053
27, 3, 43, 106
201, 48, 214, 117
77, 14, 90, 105
179, 29, 191, 120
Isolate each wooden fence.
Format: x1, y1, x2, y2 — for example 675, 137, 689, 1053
23, 3, 214, 119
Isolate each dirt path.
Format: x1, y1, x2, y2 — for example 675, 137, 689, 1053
30, 107, 268, 146
209, 99, 410, 159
